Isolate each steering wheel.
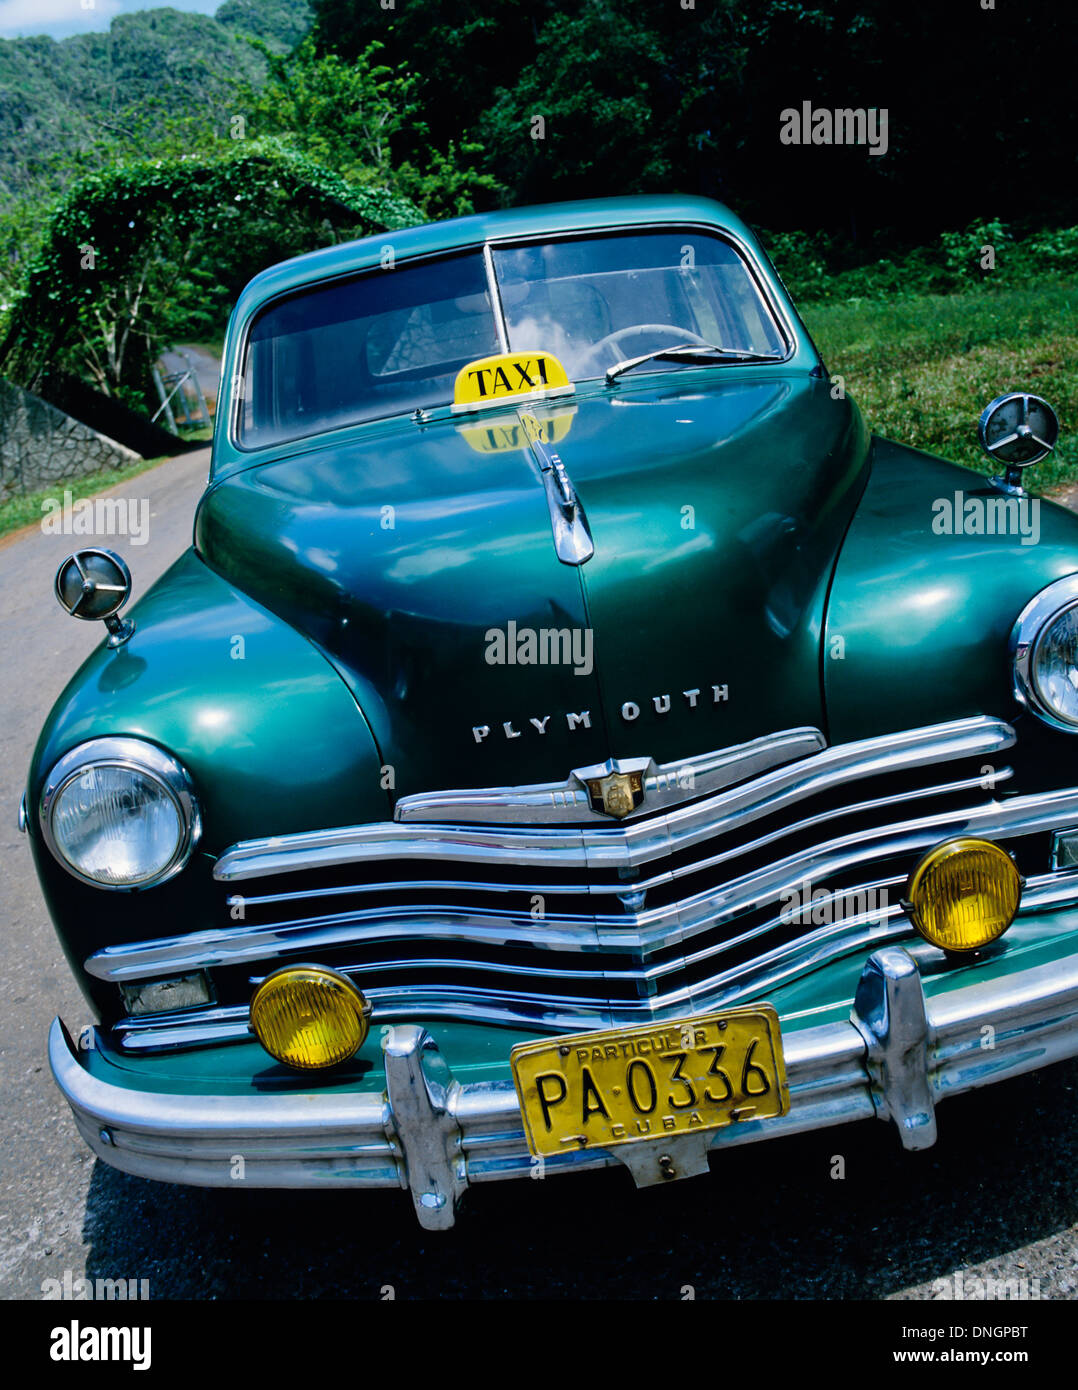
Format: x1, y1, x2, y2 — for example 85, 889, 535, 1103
582, 323, 715, 371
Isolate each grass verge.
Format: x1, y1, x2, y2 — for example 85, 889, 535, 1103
802, 280, 1078, 493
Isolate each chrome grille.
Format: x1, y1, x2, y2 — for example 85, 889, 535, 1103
89, 716, 1078, 1048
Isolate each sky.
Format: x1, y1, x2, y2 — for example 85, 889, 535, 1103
0, 0, 221, 40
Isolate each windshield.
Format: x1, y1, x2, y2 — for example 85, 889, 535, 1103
237, 230, 788, 448
493, 232, 785, 378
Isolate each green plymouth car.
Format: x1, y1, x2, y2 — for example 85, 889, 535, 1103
26, 195, 1078, 1228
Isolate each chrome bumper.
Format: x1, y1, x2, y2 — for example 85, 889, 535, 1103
50, 944, 1078, 1230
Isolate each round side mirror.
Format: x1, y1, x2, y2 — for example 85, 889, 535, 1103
54, 548, 135, 647
978, 392, 1059, 491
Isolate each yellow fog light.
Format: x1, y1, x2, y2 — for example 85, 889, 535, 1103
903, 838, 1022, 952
250, 966, 371, 1070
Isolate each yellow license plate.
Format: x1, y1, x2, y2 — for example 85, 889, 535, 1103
511, 1007, 789, 1158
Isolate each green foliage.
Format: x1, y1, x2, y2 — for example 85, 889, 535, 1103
0, 197, 43, 306
310, 0, 542, 172
216, 0, 314, 52
0, 1, 320, 297
311, 0, 744, 210
238, 37, 420, 186
310, 0, 1078, 238
756, 230, 833, 302
0, 9, 275, 208
393, 142, 501, 223
0, 143, 418, 404
475, 4, 678, 203
762, 225, 1078, 306
1023, 228, 1078, 275
237, 36, 500, 218
940, 220, 1014, 285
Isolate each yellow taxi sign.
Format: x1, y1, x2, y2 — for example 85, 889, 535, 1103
458, 407, 576, 455
453, 350, 572, 410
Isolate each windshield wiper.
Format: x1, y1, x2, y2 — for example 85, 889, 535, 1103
605, 343, 781, 384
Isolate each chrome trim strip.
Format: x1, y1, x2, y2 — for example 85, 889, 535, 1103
103, 872, 1078, 1048
214, 767, 1005, 918
481, 242, 509, 353
394, 727, 828, 824
49, 941, 1078, 1228
635, 767, 1012, 906
101, 772, 1078, 1000
112, 775, 1078, 993
18, 791, 27, 834
112, 1005, 250, 1051
214, 717, 1015, 880
200, 767, 1000, 950
649, 774, 1063, 941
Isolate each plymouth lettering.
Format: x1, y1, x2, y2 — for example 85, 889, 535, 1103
471, 682, 730, 742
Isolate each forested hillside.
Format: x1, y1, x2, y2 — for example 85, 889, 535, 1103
216, 0, 312, 50
0, 0, 312, 209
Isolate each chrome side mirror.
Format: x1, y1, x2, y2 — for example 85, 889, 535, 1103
978, 392, 1059, 494
54, 548, 135, 648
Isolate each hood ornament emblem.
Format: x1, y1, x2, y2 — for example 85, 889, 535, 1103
584, 768, 645, 819
395, 729, 828, 826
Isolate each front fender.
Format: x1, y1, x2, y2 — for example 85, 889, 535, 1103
824, 437, 1078, 744
26, 546, 388, 1020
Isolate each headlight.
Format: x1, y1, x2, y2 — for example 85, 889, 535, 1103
39, 738, 200, 888
1012, 575, 1078, 731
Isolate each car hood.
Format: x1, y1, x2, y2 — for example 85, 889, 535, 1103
195, 372, 869, 797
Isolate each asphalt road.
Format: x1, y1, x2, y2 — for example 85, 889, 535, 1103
1, 451, 1076, 1301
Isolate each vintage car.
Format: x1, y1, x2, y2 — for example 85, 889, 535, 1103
25, 194, 1078, 1229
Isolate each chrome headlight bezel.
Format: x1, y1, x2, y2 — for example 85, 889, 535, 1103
1012, 574, 1078, 732
39, 738, 201, 889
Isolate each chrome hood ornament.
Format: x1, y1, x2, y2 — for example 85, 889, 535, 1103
528, 425, 594, 567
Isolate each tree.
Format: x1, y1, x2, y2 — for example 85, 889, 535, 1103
477, 4, 682, 205
0, 143, 419, 405
310, 0, 545, 170
237, 36, 499, 218
239, 37, 420, 186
